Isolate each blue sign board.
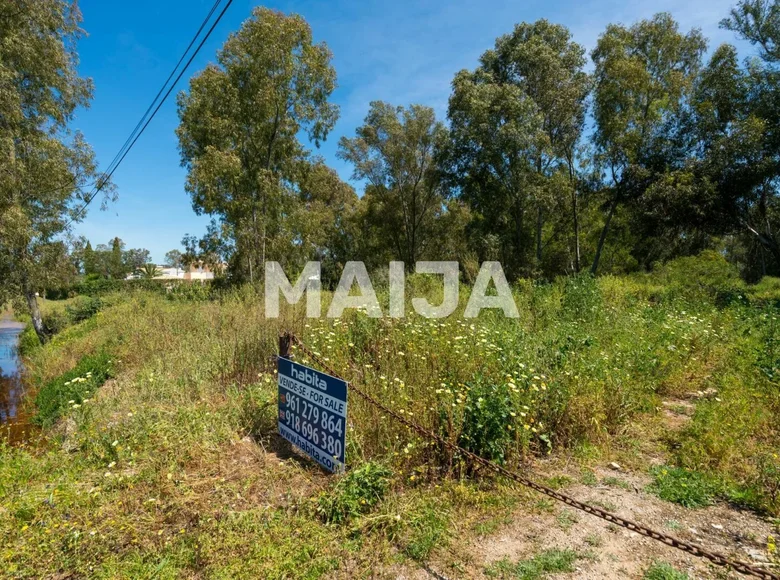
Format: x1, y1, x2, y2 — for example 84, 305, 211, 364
277, 357, 347, 473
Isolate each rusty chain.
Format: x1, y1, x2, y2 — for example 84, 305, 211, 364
287, 333, 779, 580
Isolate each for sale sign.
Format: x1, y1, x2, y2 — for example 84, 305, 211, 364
277, 356, 347, 473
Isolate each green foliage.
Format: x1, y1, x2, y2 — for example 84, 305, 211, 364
643, 561, 690, 580
42, 309, 70, 336
73, 278, 201, 298
648, 466, 719, 508
176, 7, 339, 282
65, 296, 102, 323
749, 277, 780, 304
338, 102, 448, 265
655, 251, 746, 306
17, 325, 41, 357
316, 462, 392, 524
457, 377, 515, 464
137, 263, 162, 280
402, 499, 450, 561
484, 549, 579, 579
34, 351, 114, 427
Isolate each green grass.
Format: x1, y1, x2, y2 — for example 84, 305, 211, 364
2, 257, 780, 576
647, 466, 719, 508
316, 461, 392, 524
33, 350, 114, 427
484, 549, 580, 579
643, 561, 690, 580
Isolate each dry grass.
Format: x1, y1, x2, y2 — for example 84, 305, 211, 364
1, 269, 779, 577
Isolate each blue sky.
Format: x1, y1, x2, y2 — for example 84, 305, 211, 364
72, 0, 750, 263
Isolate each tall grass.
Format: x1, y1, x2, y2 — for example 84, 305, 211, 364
2, 254, 779, 576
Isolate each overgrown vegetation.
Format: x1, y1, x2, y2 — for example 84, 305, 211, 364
2, 254, 780, 576
33, 351, 114, 427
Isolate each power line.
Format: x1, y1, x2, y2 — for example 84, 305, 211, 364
67, 0, 234, 225
39, 1, 221, 202
98, 0, 222, 183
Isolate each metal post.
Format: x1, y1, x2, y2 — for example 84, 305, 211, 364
279, 332, 291, 359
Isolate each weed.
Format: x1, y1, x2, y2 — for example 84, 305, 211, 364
33, 351, 114, 427
402, 499, 450, 561
485, 549, 579, 579
590, 499, 618, 512
316, 462, 392, 524
556, 509, 578, 531
545, 475, 573, 489
648, 466, 720, 508
643, 561, 690, 580
602, 476, 632, 490
580, 469, 598, 486
457, 376, 514, 464
584, 533, 602, 547
664, 520, 682, 531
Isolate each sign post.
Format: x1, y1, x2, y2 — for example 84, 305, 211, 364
277, 338, 347, 473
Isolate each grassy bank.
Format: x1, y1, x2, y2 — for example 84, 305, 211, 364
1, 257, 779, 577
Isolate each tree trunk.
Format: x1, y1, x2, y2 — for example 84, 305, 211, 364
591, 191, 619, 276
536, 206, 543, 267
743, 219, 780, 270
570, 166, 581, 274
24, 283, 46, 344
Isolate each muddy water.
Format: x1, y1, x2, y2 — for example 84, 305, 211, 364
0, 316, 35, 443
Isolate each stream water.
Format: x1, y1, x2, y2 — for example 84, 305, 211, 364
0, 316, 35, 443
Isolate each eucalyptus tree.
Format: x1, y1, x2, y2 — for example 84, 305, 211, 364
589, 14, 707, 274
446, 65, 543, 277
482, 20, 590, 271
176, 8, 339, 282
0, 0, 111, 342
290, 161, 358, 285
683, 2, 780, 274
165, 250, 184, 272
338, 102, 448, 268
722, 0, 780, 62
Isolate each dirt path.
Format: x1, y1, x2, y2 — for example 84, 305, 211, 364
399, 394, 779, 579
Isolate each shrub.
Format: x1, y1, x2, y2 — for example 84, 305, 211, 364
42, 310, 69, 336
65, 296, 103, 323
17, 325, 41, 356
457, 377, 514, 465
748, 276, 780, 305
656, 251, 746, 307
34, 351, 114, 427
316, 462, 392, 524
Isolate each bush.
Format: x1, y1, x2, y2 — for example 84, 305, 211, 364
457, 377, 515, 465
17, 325, 40, 356
34, 351, 114, 427
749, 276, 780, 305
65, 296, 103, 323
655, 251, 746, 306
42, 310, 69, 336
316, 462, 392, 524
